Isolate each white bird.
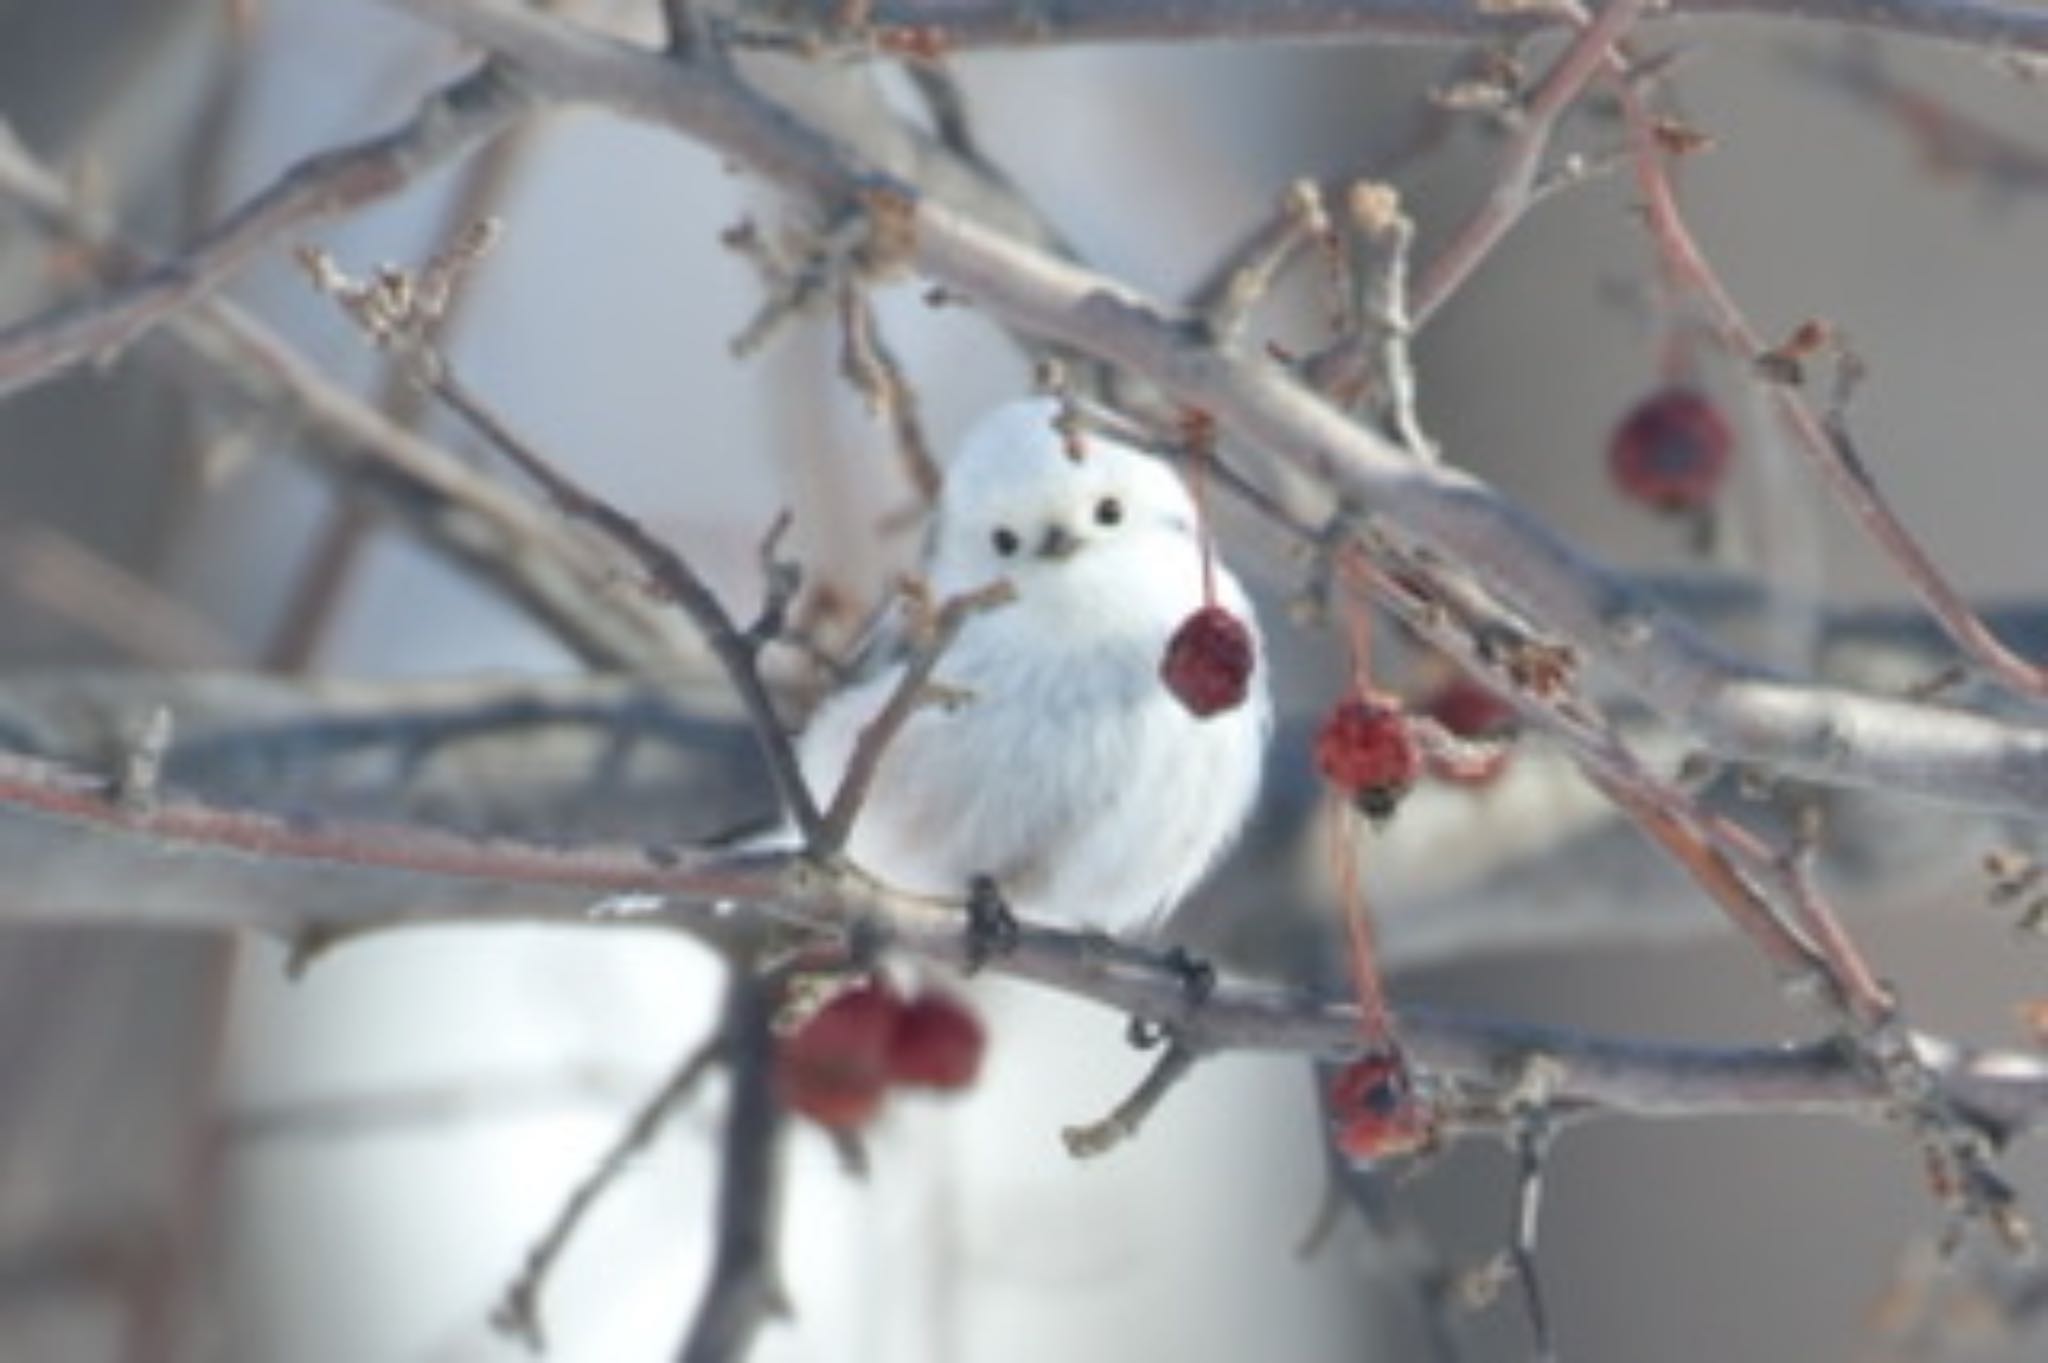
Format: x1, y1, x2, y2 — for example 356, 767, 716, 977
795, 398, 1271, 939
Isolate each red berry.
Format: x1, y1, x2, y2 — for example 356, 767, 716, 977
775, 981, 903, 1131
1607, 386, 1733, 514
886, 992, 987, 1091
1160, 605, 1256, 718
1328, 1052, 1434, 1161
1315, 695, 1420, 819
1424, 676, 1514, 738
1419, 676, 1517, 787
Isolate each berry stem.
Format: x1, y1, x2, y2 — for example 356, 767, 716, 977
1336, 546, 1378, 695
1185, 409, 1219, 608
1327, 790, 1397, 1048
1327, 546, 1399, 1046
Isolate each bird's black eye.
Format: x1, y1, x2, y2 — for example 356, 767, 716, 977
1094, 496, 1123, 527
991, 527, 1020, 557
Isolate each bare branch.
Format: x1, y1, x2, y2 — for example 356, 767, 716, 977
815, 578, 1014, 854
850, 0, 2048, 57
677, 966, 789, 1363
1409, 0, 1649, 329
300, 241, 828, 844
1061, 1039, 1203, 1159
0, 517, 243, 668
0, 123, 712, 679
837, 284, 943, 504
8, 731, 2048, 1151
267, 119, 544, 671
1508, 1120, 1557, 1363
369, 0, 2048, 821
1618, 77, 2048, 701
0, 64, 526, 399
1200, 179, 1327, 345
495, 1035, 727, 1351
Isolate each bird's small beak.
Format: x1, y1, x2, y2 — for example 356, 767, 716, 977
1037, 523, 1081, 561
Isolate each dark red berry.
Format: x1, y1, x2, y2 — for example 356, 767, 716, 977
1315, 695, 1420, 819
775, 981, 904, 1131
886, 992, 987, 1091
1607, 386, 1733, 514
1160, 605, 1256, 718
1419, 676, 1517, 787
1424, 676, 1514, 738
1328, 1052, 1434, 1161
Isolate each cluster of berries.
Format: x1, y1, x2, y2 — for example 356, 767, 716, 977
774, 980, 986, 1132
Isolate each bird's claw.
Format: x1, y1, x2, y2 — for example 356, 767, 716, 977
964, 874, 1020, 973
1162, 945, 1216, 1006
1125, 947, 1213, 1048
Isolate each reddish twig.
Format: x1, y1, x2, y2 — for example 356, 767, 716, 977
1617, 76, 2048, 700
6, 742, 2048, 1136
1409, 0, 1651, 329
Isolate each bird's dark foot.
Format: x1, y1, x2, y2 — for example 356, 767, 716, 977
1162, 945, 1216, 1006
1125, 947, 1214, 1048
964, 874, 1020, 974
1126, 1016, 1169, 1050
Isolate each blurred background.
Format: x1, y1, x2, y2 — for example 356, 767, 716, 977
5, 1, 2048, 1360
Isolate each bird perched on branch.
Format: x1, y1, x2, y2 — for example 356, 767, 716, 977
796, 398, 1270, 939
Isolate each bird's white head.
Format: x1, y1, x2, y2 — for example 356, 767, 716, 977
927, 398, 1203, 605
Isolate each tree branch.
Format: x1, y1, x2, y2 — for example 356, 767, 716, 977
0, 64, 526, 399
0, 121, 714, 679
0, 740, 2046, 1141
358, 0, 2048, 822
848, 0, 2048, 57
676, 965, 788, 1363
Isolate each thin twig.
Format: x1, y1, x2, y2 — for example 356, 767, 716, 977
814, 578, 1014, 854
1305, 180, 1433, 455
0, 120, 709, 680
266, 120, 541, 671
1410, 0, 1650, 329
1508, 1119, 1557, 1363
0, 519, 242, 669
493, 1036, 726, 1351
298, 242, 828, 845
1060, 1040, 1203, 1159
837, 284, 943, 504
330, 0, 2048, 819
1201, 179, 1327, 345
1790, 42, 2048, 200
0, 64, 527, 398
1617, 74, 2048, 700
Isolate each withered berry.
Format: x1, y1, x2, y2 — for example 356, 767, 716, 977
1316, 695, 1420, 819
1160, 604, 1256, 718
1328, 1051, 1434, 1161
1607, 386, 1733, 514
774, 981, 903, 1131
886, 993, 987, 1092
